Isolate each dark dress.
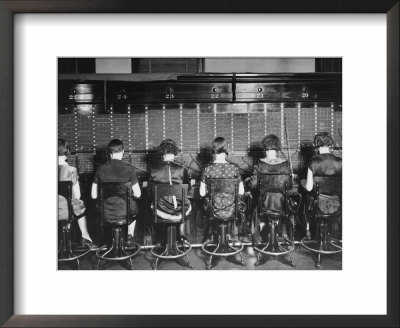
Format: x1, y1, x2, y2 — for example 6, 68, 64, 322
93, 159, 139, 223
308, 153, 342, 215
149, 161, 191, 243
309, 153, 342, 177
149, 161, 191, 220
248, 159, 292, 214
150, 161, 190, 186
248, 158, 293, 243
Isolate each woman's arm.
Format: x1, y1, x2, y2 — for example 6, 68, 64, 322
91, 183, 98, 199
71, 169, 81, 199
238, 181, 245, 195
199, 181, 207, 197
72, 183, 81, 200
132, 182, 141, 198
305, 168, 314, 191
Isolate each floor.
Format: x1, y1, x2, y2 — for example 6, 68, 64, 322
59, 221, 342, 271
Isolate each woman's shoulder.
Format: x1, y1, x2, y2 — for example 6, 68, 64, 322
202, 163, 213, 173
59, 164, 76, 172
58, 164, 77, 181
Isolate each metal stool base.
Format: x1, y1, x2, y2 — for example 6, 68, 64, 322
201, 223, 245, 270
301, 237, 342, 268
253, 219, 296, 268
96, 226, 140, 270
151, 225, 192, 270
300, 220, 342, 268
253, 236, 296, 268
58, 224, 91, 270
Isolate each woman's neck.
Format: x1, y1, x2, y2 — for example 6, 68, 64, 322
110, 152, 124, 160
163, 154, 175, 162
266, 150, 277, 159
319, 146, 330, 154
214, 153, 227, 163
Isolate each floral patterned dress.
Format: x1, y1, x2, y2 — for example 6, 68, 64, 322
201, 162, 245, 221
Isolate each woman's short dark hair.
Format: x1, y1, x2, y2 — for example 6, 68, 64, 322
314, 132, 334, 148
58, 138, 70, 156
211, 137, 229, 155
261, 134, 281, 151
158, 139, 178, 155
107, 139, 124, 154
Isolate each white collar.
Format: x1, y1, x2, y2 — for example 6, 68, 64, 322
58, 156, 68, 166
163, 154, 175, 162
260, 157, 285, 165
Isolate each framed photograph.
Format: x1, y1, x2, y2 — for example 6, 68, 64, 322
0, 1, 398, 327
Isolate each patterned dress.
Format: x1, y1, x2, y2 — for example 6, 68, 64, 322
201, 162, 245, 221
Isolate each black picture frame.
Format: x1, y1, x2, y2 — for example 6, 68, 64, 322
0, 1, 398, 327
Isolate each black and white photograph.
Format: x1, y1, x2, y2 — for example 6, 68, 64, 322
0, 4, 395, 324
58, 57, 343, 270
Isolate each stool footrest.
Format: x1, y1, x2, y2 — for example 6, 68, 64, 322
253, 237, 295, 256
151, 242, 192, 260
201, 239, 244, 257
301, 237, 342, 254
96, 243, 141, 261
58, 243, 91, 262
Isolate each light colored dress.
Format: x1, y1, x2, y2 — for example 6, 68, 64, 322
58, 164, 85, 220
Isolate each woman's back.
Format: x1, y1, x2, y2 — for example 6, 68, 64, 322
309, 153, 342, 177
202, 162, 241, 181
150, 161, 189, 185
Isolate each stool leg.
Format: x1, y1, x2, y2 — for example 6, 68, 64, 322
270, 221, 275, 252
167, 225, 176, 255
59, 224, 71, 260
316, 251, 322, 268
126, 257, 134, 270
316, 222, 324, 268
176, 243, 191, 268
62, 226, 69, 254
155, 247, 168, 270
113, 228, 121, 258
96, 234, 116, 270
207, 254, 213, 270
287, 251, 296, 268
254, 252, 263, 267
206, 235, 221, 270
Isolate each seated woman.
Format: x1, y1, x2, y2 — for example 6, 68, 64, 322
91, 139, 141, 247
302, 132, 342, 192
58, 138, 97, 248
149, 139, 191, 244
247, 134, 294, 244
301, 132, 342, 236
199, 137, 245, 242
